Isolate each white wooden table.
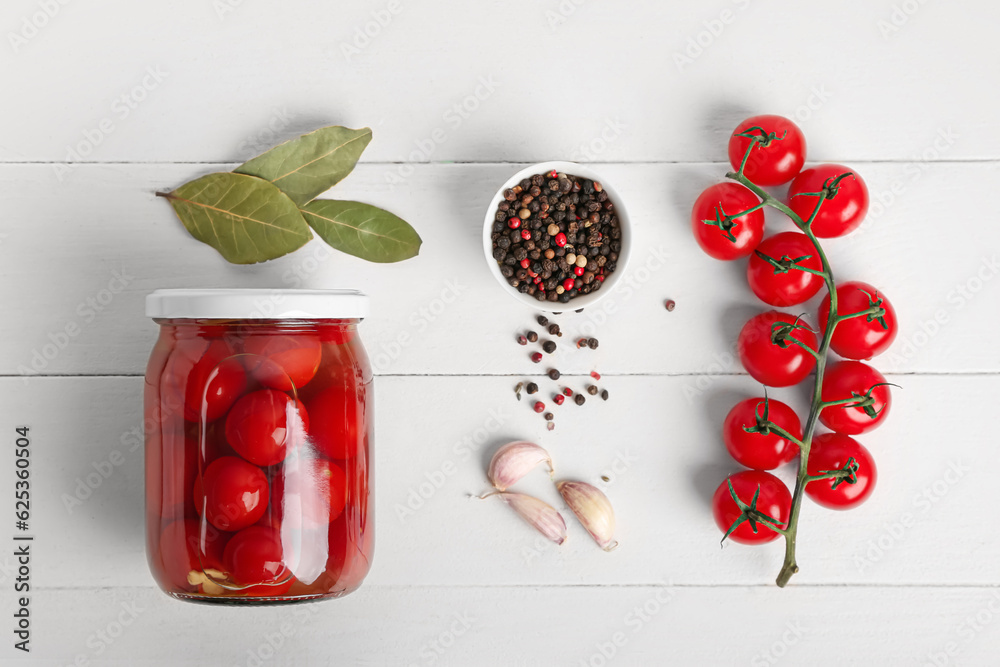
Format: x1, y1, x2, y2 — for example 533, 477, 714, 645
2, 0, 999, 664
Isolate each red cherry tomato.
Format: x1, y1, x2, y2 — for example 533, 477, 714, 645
225, 390, 310, 467
164, 339, 247, 423
787, 164, 869, 238
272, 456, 349, 528
157, 518, 228, 590
223, 526, 294, 595
746, 232, 824, 306
728, 115, 806, 187
818, 281, 898, 360
307, 384, 361, 460
691, 183, 765, 260
194, 456, 269, 531
243, 334, 322, 392
805, 433, 877, 509
737, 311, 818, 387
160, 435, 199, 519
712, 470, 791, 545
819, 361, 892, 435
317, 323, 356, 345
723, 397, 802, 470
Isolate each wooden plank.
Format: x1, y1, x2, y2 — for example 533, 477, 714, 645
10, 585, 1000, 665
1, 375, 992, 589
0, 0, 995, 162
1, 162, 997, 377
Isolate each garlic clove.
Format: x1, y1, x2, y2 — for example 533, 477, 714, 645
487, 441, 554, 491
557, 480, 618, 551
494, 492, 567, 545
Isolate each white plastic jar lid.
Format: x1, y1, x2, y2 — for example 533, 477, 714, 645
146, 289, 369, 320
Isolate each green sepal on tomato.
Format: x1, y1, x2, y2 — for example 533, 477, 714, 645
712, 470, 791, 545
819, 361, 892, 435
805, 433, 877, 510
723, 397, 802, 470
737, 311, 818, 387
728, 115, 807, 187
787, 164, 869, 238
747, 232, 824, 307
691, 182, 765, 260
819, 282, 898, 360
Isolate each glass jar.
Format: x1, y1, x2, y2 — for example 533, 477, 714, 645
143, 289, 373, 604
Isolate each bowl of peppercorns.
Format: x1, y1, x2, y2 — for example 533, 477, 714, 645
483, 161, 632, 310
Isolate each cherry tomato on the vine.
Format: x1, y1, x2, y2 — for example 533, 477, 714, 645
243, 333, 322, 392
819, 361, 892, 435
818, 281, 898, 360
805, 433, 877, 510
691, 182, 765, 260
737, 311, 818, 387
747, 232, 824, 307
225, 389, 310, 467
723, 397, 802, 470
712, 470, 791, 545
194, 456, 270, 531
787, 164, 869, 238
728, 115, 807, 187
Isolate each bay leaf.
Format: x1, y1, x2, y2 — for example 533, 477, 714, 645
234, 126, 372, 205
301, 200, 421, 263
158, 172, 312, 264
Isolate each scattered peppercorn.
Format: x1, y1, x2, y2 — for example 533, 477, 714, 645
590, 371, 601, 380
515, 382, 524, 400
533, 401, 545, 413
587, 385, 599, 395
587, 337, 599, 350
601, 389, 609, 401
574, 394, 586, 406
527, 330, 538, 343
553, 394, 565, 405
548, 323, 561, 337
577, 338, 588, 349
548, 368, 561, 380
530, 352, 542, 363
537, 315, 549, 326
526, 382, 538, 394
665, 299, 676, 312
544, 412, 554, 421
546, 422, 555, 431
601, 475, 611, 482
542, 340, 556, 354
517, 334, 527, 346
562, 387, 573, 396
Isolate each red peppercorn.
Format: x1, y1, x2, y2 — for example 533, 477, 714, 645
548, 170, 558, 178
562, 278, 575, 290
553, 394, 565, 405
577, 339, 588, 348
508, 218, 521, 229
574, 266, 585, 276
533, 401, 545, 413
596, 275, 605, 282
590, 371, 601, 380
520, 258, 530, 268
555, 233, 567, 247
521, 229, 532, 240
562, 387, 573, 396
531, 352, 542, 363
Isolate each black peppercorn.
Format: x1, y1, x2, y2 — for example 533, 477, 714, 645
600, 389, 609, 401
544, 412, 554, 421
548, 368, 560, 381
542, 340, 556, 354
526, 382, 538, 395
574, 394, 585, 405
527, 331, 538, 343
537, 315, 549, 326
548, 323, 561, 337
587, 337, 599, 350
587, 385, 598, 395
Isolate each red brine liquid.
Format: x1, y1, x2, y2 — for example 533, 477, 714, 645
144, 319, 373, 604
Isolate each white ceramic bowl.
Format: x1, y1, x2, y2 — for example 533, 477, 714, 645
482, 161, 633, 312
